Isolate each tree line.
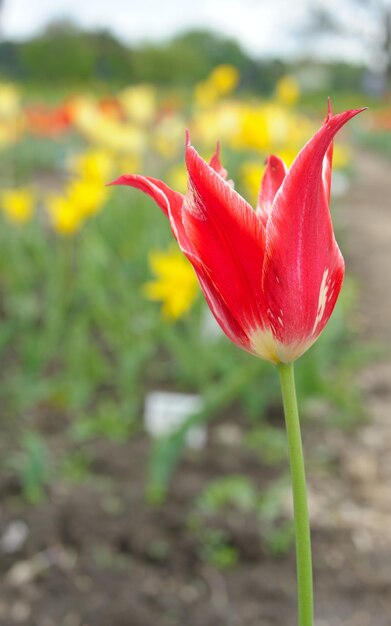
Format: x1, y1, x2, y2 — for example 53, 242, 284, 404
0, 21, 366, 93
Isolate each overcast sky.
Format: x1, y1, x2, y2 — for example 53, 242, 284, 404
0, 0, 382, 64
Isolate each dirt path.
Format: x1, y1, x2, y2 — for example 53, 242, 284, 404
344, 149, 391, 345
344, 148, 391, 544
303, 149, 391, 625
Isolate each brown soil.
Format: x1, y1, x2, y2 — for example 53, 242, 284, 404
1, 149, 391, 626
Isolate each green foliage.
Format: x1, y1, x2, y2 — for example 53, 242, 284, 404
0, 136, 70, 182
263, 521, 295, 556
146, 357, 275, 502
146, 539, 170, 563
295, 279, 370, 428
245, 426, 287, 465
192, 475, 294, 563
60, 450, 91, 483
70, 400, 137, 441
8, 432, 50, 504
0, 24, 260, 88
133, 30, 274, 90
358, 130, 391, 160
0, 22, 368, 94
199, 528, 239, 569
93, 545, 132, 570
197, 475, 259, 513
19, 25, 96, 83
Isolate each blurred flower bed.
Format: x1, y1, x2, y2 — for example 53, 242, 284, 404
0, 68, 370, 504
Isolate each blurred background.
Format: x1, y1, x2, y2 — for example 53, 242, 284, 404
0, 1, 390, 625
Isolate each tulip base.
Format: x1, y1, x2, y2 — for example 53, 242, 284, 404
277, 361, 313, 626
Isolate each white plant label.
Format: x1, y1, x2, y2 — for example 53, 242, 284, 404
144, 391, 206, 449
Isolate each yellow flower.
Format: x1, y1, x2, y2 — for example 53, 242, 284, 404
194, 80, 219, 109
276, 75, 300, 107
167, 164, 188, 195
194, 65, 239, 109
277, 148, 298, 168
67, 179, 108, 218
46, 195, 84, 236
193, 102, 242, 147
239, 162, 266, 207
209, 65, 239, 96
116, 154, 141, 175
332, 144, 351, 169
0, 83, 21, 118
153, 114, 184, 159
1, 189, 34, 224
70, 149, 113, 182
73, 98, 146, 154
238, 106, 271, 151
118, 85, 156, 125
143, 246, 199, 320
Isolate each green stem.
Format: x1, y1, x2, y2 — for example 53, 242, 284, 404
277, 361, 313, 626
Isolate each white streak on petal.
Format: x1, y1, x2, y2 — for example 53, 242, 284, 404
312, 268, 329, 335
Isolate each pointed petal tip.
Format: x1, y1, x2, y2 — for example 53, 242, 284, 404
331, 106, 367, 123
257, 154, 287, 221
348, 106, 367, 116
325, 97, 332, 122
324, 102, 366, 127
320, 105, 367, 136
263, 155, 274, 167
266, 154, 284, 170
106, 175, 129, 187
209, 139, 230, 181
185, 129, 191, 148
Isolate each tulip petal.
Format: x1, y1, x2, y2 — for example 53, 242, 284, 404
111, 172, 255, 351
184, 142, 269, 339
109, 174, 183, 220
209, 142, 228, 180
209, 141, 235, 188
322, 142, 333, 204
256, 155, 287, 226
322, 99, 334, 204
263, 108, 365, 361
194, 268, 253, 349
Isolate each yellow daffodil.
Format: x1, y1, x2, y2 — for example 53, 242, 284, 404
67, 179, 108, 218
239, 162, 266, 206
167, 164, 188, 195
194, 80, 220, 109
239, 106, 271, 151
1, 189, 35, 224
143, 246, 198, 320
276, 148, 300, 168
194, 65, 239, 109
153, 114, 184, 159
73, 98, 146, 154
46, 195, 84, 236
118, 85, 156, 125
70, 149, 113, 182
193, 103, 242, 148
209, 65, 239, 96
276, 75, 300, 107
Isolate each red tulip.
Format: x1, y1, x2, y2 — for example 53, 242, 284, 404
110, 104, 364, 364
